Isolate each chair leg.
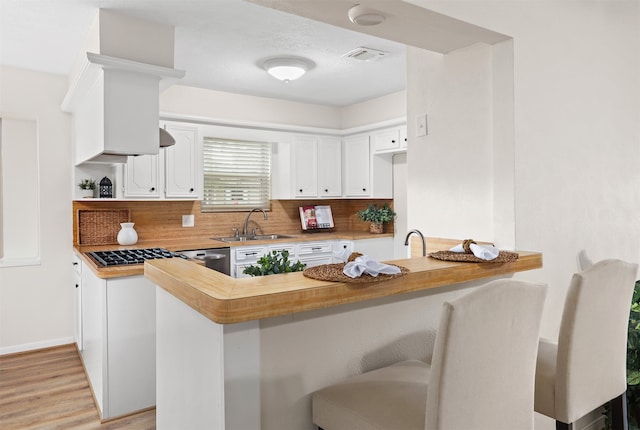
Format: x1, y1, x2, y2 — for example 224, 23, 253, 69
556, 421, 572, 430
611, 391, 629, 430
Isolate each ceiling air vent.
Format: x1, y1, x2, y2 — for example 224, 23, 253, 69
343, 46, 389, 62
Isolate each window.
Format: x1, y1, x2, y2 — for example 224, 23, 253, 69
202, 137, 271, 212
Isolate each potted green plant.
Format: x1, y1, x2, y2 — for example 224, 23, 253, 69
243, 250, 306, 277
78, 179, 96, 198
356, 203, 397, 234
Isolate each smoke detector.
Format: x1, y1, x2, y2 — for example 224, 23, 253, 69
343, 46, 389, 62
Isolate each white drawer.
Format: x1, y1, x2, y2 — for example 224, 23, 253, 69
269, 244, 295, 256
298, 241, 333, 255
234, 246, 268, 261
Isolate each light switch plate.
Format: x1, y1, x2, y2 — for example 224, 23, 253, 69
182, 214, 195, 227
416, 114, 428, 137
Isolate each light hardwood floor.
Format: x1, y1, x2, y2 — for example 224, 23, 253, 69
0, 344, 155, 429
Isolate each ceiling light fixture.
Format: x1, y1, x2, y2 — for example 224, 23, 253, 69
263, 57, 312, 83
348, 4, 386, 26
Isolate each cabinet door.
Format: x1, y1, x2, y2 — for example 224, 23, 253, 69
164, 125, 198, 199
318, 137, 342, 197
292, 135, 318, 197
124, 154, 160, 198
373, 128, 401, 153
73, 254, 83, 351
343, 134, 371, 196
81, 265, 107, 414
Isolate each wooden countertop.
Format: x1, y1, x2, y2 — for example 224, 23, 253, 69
144, 251, 543, 324
74, 231, 392, 279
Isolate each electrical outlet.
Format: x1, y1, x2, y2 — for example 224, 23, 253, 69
182, 214, 195, 228
416, 114, 428, 137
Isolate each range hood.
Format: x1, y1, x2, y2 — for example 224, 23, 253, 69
61, 10, 184, 165
62, 53, 184, 165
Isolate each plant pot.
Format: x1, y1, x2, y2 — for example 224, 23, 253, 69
369, 222, 384, 234
81, 189, 94, 198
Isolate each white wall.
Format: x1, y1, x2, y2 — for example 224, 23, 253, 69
407, 42, 497, 243
403, 3, 639, 427
160, 84, 344, 130
0, 66, 73, 353
340, 90, 406, 129
407, 0, 640, 339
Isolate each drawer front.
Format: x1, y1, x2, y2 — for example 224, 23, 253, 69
269, 244, 296, 256
298, 242, 333, 255
234, 246, 268, 262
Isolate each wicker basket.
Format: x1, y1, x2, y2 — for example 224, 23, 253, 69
78, 209, 131, 245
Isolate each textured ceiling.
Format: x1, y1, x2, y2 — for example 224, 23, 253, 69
0, 0, 406, 107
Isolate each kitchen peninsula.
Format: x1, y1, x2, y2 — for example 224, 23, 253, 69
145, 249, 542, 429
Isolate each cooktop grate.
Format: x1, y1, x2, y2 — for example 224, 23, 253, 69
88, 248, 185, 267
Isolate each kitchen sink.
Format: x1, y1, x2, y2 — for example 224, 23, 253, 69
211, 234, 296, 242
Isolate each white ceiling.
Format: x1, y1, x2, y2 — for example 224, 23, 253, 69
0, 0, 407, 107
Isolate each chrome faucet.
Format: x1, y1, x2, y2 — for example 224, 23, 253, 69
243, 208, 268, 237
404, 229, 426, 257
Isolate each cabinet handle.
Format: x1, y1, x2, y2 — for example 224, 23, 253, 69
72, 262, 78, 266
189, 188, 194, 192
299, 189, 303, 193
150, 187, 156, 192
362, 188, 367, 192
324, 189, 329, 193
391, 140, 396, 143
75, 283, 79, 289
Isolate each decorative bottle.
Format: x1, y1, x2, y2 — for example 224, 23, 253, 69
117, 222, 138, 245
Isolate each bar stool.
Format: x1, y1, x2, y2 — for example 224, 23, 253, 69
312, 279, 547, 430
534, 259, 638, 430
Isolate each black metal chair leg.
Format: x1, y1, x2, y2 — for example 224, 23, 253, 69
556, 421, 572, 430
611, 391, 629, 430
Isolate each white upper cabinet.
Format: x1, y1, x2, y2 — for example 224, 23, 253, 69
123, 124, 199, 199
343, 134, 371, 197
343, 133, 393, 198
291, 135, 342, 198
164, 125, 199, 198
372, 125, 407, 154
292, 136, 319, 198
317, 137, 342, 197
124, 153, 161, 198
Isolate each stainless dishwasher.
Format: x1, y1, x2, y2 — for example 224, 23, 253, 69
178, 248, 231, 276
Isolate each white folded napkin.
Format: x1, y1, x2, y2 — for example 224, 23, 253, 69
450, 243, 499, 260
343, 255, 401, 278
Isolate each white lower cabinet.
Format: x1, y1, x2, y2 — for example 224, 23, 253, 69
80, 264, 156, 420
232, 245, 268, 278
297, 241, 334, 268
232, 241, 335, 277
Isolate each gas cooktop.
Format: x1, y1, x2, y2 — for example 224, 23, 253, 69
88, 248, 186, 267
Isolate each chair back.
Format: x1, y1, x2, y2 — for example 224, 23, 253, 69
555, 259, 638, 423
425, 279, 547, 430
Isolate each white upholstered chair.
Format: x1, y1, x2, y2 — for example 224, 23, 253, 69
312, 279, 547, 430
535, 259, 638, 430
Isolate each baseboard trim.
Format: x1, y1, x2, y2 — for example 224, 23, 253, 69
0, 337, 75, 356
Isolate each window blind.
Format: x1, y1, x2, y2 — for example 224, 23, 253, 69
202, 137, 271, 212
